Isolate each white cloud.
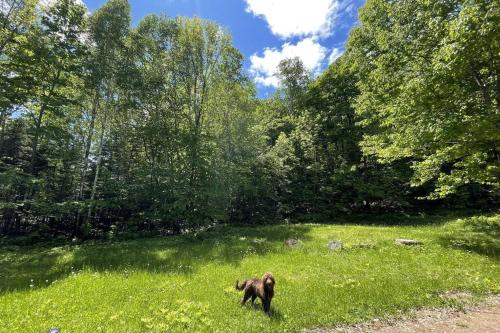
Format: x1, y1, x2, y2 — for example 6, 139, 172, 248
254, 75, 280, 88
39, 0, 85, 7
245, 0, 339, 39
328, 47, 343, 64
249, 37, 328, 87
244, 0, 356, 87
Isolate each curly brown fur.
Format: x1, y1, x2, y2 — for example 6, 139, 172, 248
235, 272, 275, 315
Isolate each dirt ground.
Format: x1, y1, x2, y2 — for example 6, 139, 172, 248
305, 294, 500, 333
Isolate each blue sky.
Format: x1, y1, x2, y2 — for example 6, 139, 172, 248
81, 0, 365, 97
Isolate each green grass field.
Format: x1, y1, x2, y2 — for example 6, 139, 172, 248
1, 213, 499, 332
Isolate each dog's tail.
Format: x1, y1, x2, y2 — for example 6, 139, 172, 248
235, 280, 246, 291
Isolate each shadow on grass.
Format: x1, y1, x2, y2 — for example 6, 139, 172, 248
0, 224, 312, 294
297, 210, 478, 227
245, 302, 283, 321
438, 216, 499, 260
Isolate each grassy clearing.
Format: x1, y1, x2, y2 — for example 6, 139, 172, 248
0, 213, 499, 332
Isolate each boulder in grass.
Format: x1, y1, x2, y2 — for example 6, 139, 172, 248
284, 238, 300, 247
327, 240, 343, 251
252, 238, 266, 244
395, 239, 422, 246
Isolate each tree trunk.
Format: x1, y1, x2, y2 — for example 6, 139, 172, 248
29, 107, 44, 175
30, 69, 61, 175
0, 108, 6, 153
86, 94, 109, 225
78, 91, 99, 199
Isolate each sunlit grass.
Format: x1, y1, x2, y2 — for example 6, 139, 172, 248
0, 214, 498, 332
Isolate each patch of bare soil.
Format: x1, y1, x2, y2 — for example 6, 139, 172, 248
305, 294, 500, 333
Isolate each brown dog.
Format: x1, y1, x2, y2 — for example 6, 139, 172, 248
235, 272, 275, 315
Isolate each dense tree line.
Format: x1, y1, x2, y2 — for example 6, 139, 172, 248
0, 0, 498, 239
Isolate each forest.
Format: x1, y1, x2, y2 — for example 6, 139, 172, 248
0, 0, 499, 239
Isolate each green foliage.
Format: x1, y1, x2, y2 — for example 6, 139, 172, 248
249, 56, 415, 219
0, 0, 497, 237
276, 57, 310, 115
347, 0, 500, 198
0, 0, 266, 236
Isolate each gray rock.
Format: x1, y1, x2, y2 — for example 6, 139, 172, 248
252, 238, 266, 244
284, 238, 300, 247
327, 240, 343, 251
395, 239, 422, 246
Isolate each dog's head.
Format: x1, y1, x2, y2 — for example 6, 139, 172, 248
262, 272, 275, 289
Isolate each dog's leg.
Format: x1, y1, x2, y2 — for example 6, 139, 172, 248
251, 295, 257, 304
262, 299, 269, 314
241, 289, 252, 305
